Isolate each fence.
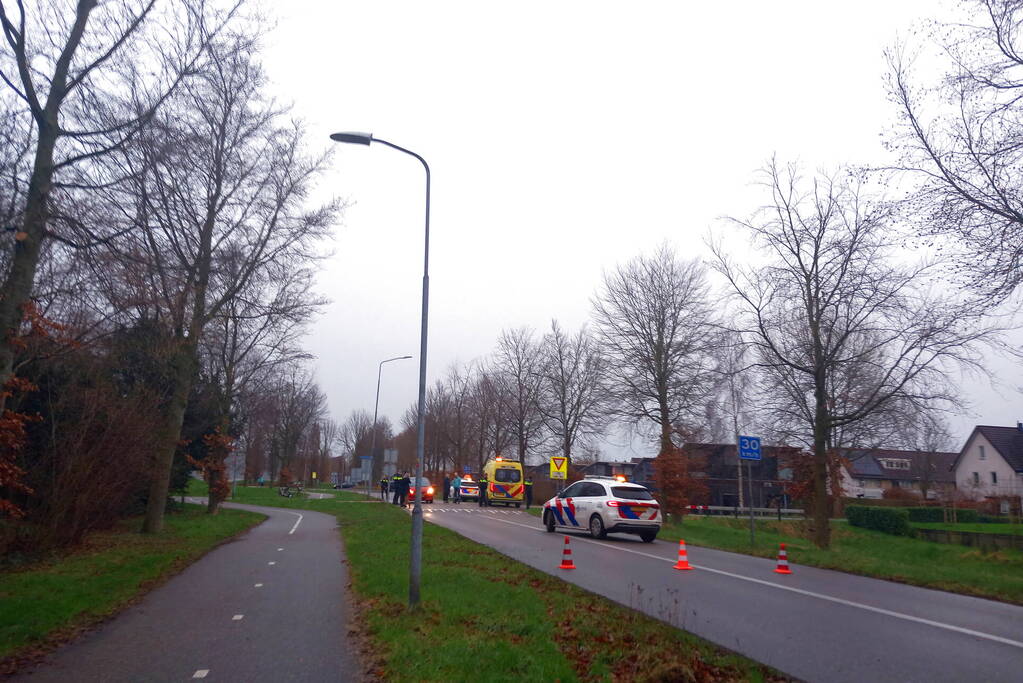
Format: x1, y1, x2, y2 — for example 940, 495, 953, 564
915, 528, 1023, 552
686, 505, 804, 519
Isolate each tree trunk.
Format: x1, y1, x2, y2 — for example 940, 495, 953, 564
812, 378, 831, 549
658, 395, 673, 456
142, 344, 198, 533
0, 128, 57, 394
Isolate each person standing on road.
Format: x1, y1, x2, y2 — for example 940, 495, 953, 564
478, 474, 488, 507
452, 474, 462, 504
442, 474, 450, 503
391, 473, 402, 505
400, 472, 412, 508
524, 476, 533, 509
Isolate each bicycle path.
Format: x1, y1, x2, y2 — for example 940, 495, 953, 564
14, 502, 359, 683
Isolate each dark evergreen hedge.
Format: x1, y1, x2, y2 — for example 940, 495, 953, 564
846, 505, 914, 536
905, 507, 979, 523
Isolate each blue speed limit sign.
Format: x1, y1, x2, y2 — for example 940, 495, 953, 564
739, 436, 761, 461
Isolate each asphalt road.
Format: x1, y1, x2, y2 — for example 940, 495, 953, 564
15, 502, 359, 683
422, 503, 1023, 683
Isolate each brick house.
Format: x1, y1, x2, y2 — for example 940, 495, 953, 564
841, 447, 958, 500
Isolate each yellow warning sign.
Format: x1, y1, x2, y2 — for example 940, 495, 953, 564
312, 472, 317, 479
550, 457, 568, 480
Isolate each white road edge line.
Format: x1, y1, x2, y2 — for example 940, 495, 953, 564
481, 515, 1023, 651
287, 511, 303, 535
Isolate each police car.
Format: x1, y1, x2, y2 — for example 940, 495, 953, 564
541, 475, 661, 542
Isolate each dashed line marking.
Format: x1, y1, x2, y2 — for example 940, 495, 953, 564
277, 547, 283, 551
481, 516, 1023, 651
193, 670, 209, 679
254, 583, 263, 588
268, 561, 276, 566
232, 614, 244, 621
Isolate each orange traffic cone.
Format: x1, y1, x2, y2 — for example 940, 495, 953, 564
673, 539, 693, 570
558, 535, 576, 570
774, 543, 793, 574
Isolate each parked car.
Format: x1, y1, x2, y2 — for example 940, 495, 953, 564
458, 478, 479, 502
408, 477, 435, 503
541, 476, 661, 542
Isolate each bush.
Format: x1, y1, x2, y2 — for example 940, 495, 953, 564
906, 507, 980, 523
846, 505, 914, 536
978, 514, 1011, 524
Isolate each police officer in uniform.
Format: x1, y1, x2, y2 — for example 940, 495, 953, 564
524, 476, 534, 509
380, 477, 388, 500
478, 474, 489, 507
391, 473, 402, 505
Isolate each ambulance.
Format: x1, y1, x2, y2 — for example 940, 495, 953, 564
482, 456, 525, 507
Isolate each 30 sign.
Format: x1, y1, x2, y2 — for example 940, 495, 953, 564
739, 436, 761, 461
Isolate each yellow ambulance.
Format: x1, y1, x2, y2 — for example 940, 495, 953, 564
482, 456, 525, 507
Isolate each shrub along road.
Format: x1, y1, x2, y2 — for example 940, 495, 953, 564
429, 504, 1023, 683
11, 502, 358, 683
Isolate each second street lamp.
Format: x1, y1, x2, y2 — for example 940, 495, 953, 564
330, 131, 431, 608
369, 355, 412, 499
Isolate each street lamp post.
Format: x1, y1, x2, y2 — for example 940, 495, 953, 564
330, 132, 431, 608
369, 355, 413, 499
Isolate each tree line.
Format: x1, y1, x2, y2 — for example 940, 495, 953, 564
0, 0, 341, 554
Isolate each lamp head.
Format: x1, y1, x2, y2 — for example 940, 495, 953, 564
330, 132, 373, 145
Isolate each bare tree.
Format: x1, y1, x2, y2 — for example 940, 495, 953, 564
467, 362, 513, 473
0, 0, 241, 392
712, 160, 1001, 548
109, 34, 337, 532
886, 0, 1023, 303
592, 244, 719, 455
493, 327, 545, 462
535, 320, 609, 469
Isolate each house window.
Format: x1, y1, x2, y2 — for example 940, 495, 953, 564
972, 472, 980, 485
878, 458, 911, 470
979, 446, 986, 460
991, 472, 998, 485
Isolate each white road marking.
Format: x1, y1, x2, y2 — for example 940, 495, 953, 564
481, 516, 1023, 651
232, 614, 244, 621
268, 561, 276, 566
254, 583, 263, 588
287, 512, 303, 535
277, 547, 283, 551
193, 670, 209, 679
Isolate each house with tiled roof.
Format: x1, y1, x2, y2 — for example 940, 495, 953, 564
951, 425, 1023, 499
842, 447, 958, 500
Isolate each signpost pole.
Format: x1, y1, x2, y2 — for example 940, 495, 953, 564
739, 436, 761, 546
748, 460, 755, 545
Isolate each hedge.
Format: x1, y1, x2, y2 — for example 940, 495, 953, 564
846, 505, 914, 536
905, 507, 979, 524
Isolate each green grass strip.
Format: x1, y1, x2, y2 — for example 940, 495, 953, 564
335, 501, 781, 682
0, 505, 264, 662
654, 515, 1023, 604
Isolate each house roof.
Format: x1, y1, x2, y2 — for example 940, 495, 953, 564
842, 448, 958, 483
969, 426, 1023, 473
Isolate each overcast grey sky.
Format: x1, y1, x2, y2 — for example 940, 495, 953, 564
260, 0, 1020, 458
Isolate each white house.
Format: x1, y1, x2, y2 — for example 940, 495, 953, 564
951, 425, 1023, 500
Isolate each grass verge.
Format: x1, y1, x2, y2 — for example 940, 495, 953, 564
659, 515, 1023, 604
0, 504, 264, 669
912, 522, 1023, 536
337, 501, 783, 682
